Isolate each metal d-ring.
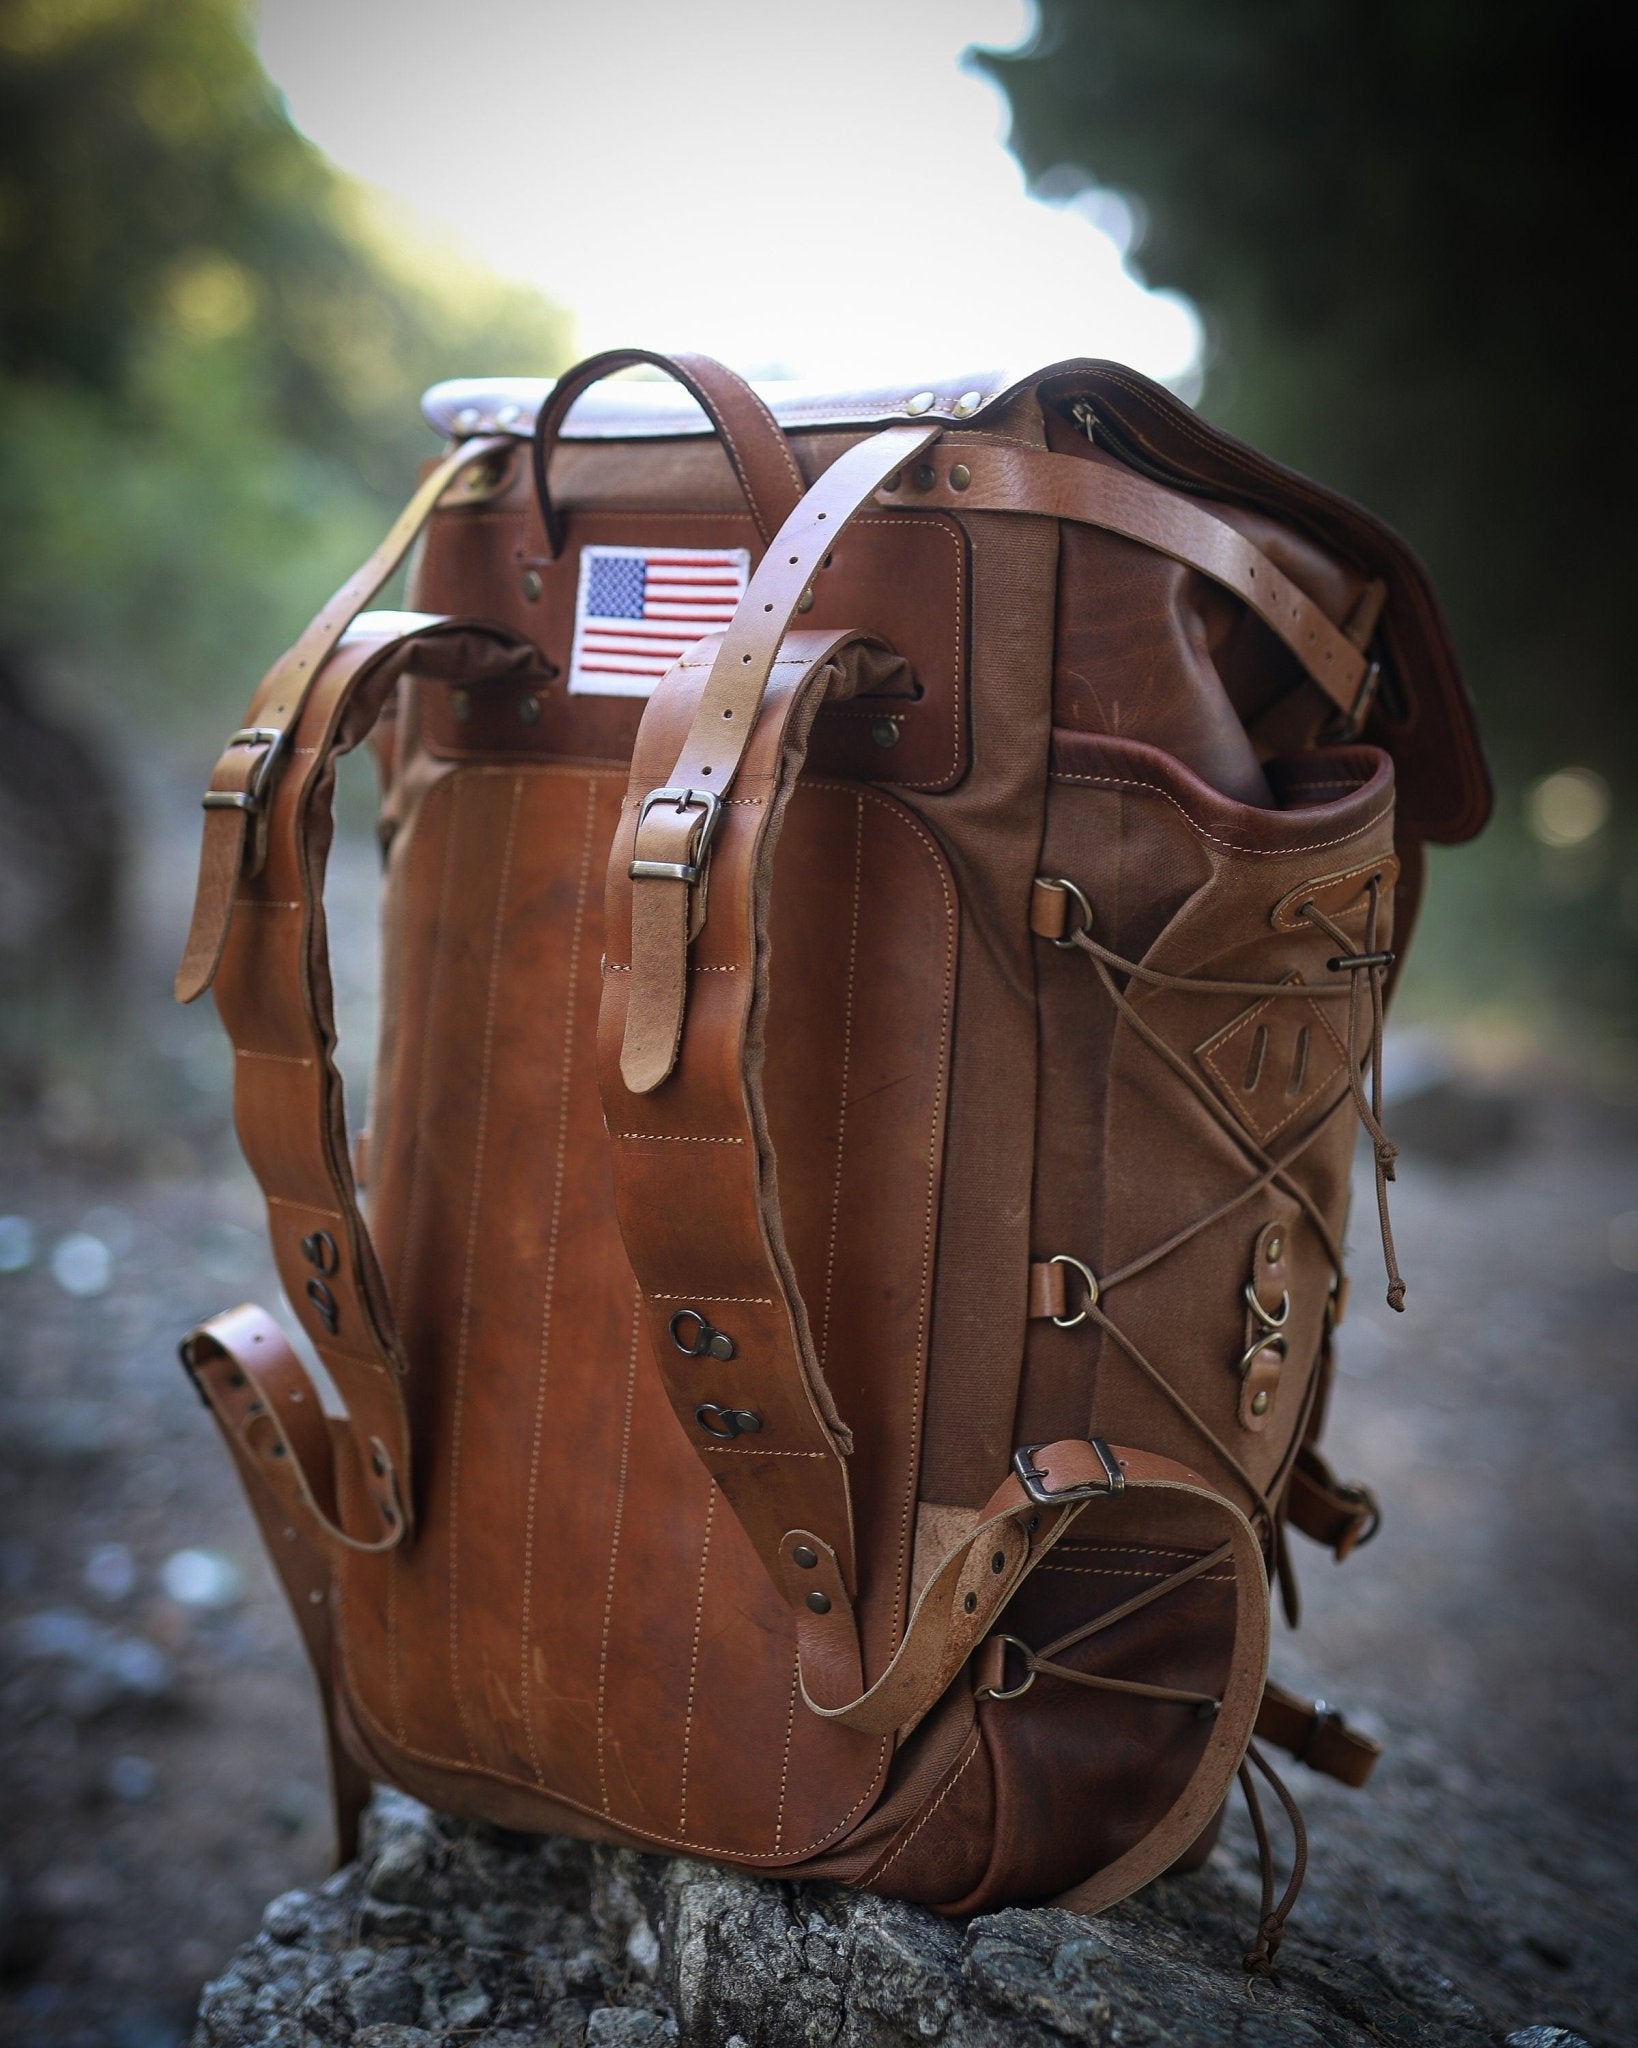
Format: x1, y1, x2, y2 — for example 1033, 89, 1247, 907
1242, 1280, 1290, 1333
1048, 1254, 1100, 1329
974, 1634, 1038, 1703
1038, 876, 1093, 948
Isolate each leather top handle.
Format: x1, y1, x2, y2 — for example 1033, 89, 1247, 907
530, 348, 806, 560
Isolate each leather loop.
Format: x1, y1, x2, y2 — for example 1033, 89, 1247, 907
877, 443, 1370, 721
530, 347, 805, 560
1286, 1443, 1380, 1560
177, 435, 509, 1003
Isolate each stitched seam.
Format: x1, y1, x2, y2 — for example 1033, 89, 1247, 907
234, 1049, 312, 1066
395, 772, 462, 1312
447, 772, 523, 1763
871, 1736, 983, 1884
808, 781, 957, 1636
651, 1292, 774, 1305
521, 771, 600, 1785
387, 1525, 404, 1744
603, 962, 738, 973
1050, 773, 1392, 857
1199, 987, 1350, 1142
676, 1487, 716, 1834
343, 1669, 887, 1860
1036, 1564, 1235, 1580
773, 1647, 800, 1855
817, 792, 864, 1368
848, 514, 963, 790
699, 1445, 827, 1458
265, 1195, 344, 1219
596, 1288, 643, 1815
236, 899, 299, 910
611, 1132, 744, 1144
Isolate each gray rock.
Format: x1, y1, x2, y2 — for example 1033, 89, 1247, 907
192, 1765, 1628, 2048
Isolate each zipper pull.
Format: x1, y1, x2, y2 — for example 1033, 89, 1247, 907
1069, 399, 1101, 444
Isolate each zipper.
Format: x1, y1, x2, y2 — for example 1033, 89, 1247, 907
1068, 398, 1209, 495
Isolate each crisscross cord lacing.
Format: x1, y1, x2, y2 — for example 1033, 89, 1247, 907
1011, 871, 1396, 1965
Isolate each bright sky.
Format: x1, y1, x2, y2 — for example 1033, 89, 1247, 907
255, 0, 1201, 393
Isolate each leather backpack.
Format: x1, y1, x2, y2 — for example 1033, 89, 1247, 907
175, 349, 1487, 1964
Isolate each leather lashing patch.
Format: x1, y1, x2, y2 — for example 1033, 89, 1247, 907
1195, 976, 1349, 1144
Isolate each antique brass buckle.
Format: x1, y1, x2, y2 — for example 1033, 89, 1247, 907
201, 727, 286, 813
629, 785, 723, 883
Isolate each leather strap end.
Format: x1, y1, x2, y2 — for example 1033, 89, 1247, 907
780, 1532, 864, 1713
1256, 1678, 1381, 1788
175, 804, 250, 1003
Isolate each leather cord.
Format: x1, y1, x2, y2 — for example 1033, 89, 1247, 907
530, 347, 806, 559
877, 443, 1372, 722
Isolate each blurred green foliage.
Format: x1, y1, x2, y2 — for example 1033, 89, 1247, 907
978, 1, 1637, 1065
0, 0, 571, 746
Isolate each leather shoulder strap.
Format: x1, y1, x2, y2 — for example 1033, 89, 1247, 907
876, 442, 1373, 723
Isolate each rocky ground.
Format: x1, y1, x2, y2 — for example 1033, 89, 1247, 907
2, 800, 1635, 2045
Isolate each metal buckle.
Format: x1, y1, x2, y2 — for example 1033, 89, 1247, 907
629, 785, 723, 884
201, 727, 286, 813
1012, 1437, 1125, 1507
1326, 659, 1381, 744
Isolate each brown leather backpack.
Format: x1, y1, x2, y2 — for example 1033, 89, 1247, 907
175, 350, 1487, 1963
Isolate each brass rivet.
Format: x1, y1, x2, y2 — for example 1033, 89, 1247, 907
953, 390, 984, 418
496, 403, 522, 428
521, 568, 543, 603
452, 689, 471, 722
882, 470, 902, 493
1251, 1390, 1271, 1415
1265, 1236, 1283, 1264
270, 1442, 287, 1458
517, 693, 541, 724
793, 1545, 818, 1570
454, 406, 482, 431
807, 1590, 831, 1614
963, 1591, 978, 1614
990, 1550, 1006, 1574
796, 585, 815, 613
912, 463, 936, 491
949, 463, 971, 492
871, 718, 900, 750
906, 390, 937, 416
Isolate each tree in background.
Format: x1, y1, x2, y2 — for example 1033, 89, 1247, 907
0, 0, 571, 741
977, 1, 1635, 1049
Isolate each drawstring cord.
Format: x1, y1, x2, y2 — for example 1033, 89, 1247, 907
1238, 1743, 1309, 1974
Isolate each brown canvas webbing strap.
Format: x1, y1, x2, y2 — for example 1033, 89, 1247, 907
177, 585, 539, 1543
876, 442, 1374, 724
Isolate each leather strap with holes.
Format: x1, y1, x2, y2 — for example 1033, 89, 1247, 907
875, 443, 1371, 721
180, 1304, 371, 1860
178, 609, 539, 1543
530, 348, 806, 559
617, 423, 939, 1093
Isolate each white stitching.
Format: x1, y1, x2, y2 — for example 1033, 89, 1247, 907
447, 772, 523, 1762
520, 771, 599, 1784
676, 1486, 716, 1833
817, 792, 864, 1368
1050, 771, 1392, 858
870, 1736, 983, 1884
596, 1289, 643, 1814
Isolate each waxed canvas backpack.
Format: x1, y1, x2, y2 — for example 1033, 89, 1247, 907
176, 348, 1487, 1964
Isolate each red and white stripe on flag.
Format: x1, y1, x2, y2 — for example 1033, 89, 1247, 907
568, 542, 750, 696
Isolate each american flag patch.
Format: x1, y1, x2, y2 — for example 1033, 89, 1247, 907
568, 543, 750, 696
